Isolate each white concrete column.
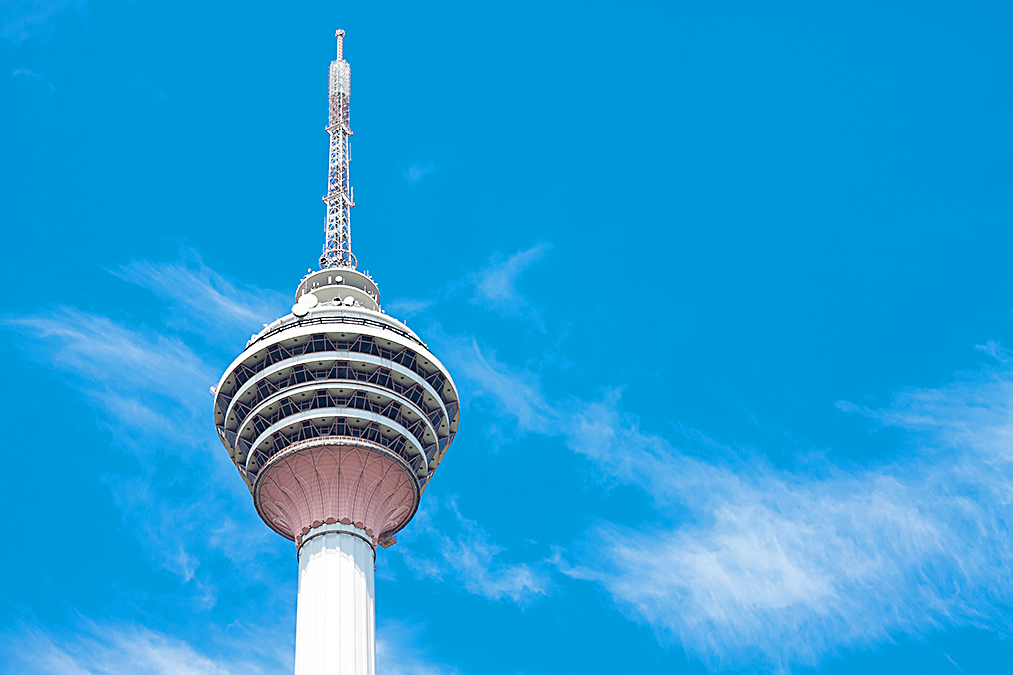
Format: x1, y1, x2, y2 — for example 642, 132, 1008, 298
294, 523, 375, 675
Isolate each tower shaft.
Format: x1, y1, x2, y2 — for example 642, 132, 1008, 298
296, 525, 375, 675
321, 29, 356, 270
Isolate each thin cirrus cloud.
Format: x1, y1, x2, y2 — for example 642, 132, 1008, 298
4, 616, 458, 675
1, 0, 87, 45
384, 297, 438, 320
377, 621, 468, 675
18, 246, 1012, 673
404, 161, 435, 186
3, 256, 287, 587
5, 306, 252, 588
12, 67, 55, 91
430, 328, 556, 436
448, 328, 1013, 671
2, 614, 303, 675
112, 248, 290, 346
6, 307, 213, 425
386, 242, 553, 325
469, 243, 553, 325
398, 496, 550, 605
5, 623, 252, 675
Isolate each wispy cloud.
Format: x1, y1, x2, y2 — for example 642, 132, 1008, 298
377, 621, 467, 675
4, 307, 255, 584
975, 339, 1012, 362
1, 0, 86, 45
1, 609, 471, 675
384, 297, 437, 320
2, 615, 459, 675
470, 243, 552, 326
400, 497, 550, 605
112, 248, 289, 347
386, 242, 553, 327
3, 622, 275, 675
429, 328, 556, 436
7, 307, 212, 421
3, 257, 286, 589
13, 67, 54, 90
453, 333, 1013, 671
404, 161, 435, 186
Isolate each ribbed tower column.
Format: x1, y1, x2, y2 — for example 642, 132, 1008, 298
295, 524, 376, 675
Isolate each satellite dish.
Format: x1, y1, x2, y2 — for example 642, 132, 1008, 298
292, 304, 309, 317
335, 275, 344, 284
298, 292, 319, 308
343, 296, 355, 306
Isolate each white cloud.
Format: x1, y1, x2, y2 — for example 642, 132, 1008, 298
454, 334, 1013, 671
567, 380, 1013, 671
13, 67, 55, 90
404, 162, 435, 186
1, 0, 86, 45
384, 297, 437, 320
112, 248, 289, 346
975, 339, 1011, 362
3, 260, 284, 589
8, 307, 213, 414
383, 242, 554, 328
429, 328, 556, 436
470, 243, 552, 324
400, 497, 549, 605
377, 622, 466, 675
5, 308, 228, 583
4, 622, 268, 675
3, 617, 462, 675
4, 307, 218, 471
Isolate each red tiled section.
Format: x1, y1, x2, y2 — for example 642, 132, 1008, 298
257, 442, 417, 547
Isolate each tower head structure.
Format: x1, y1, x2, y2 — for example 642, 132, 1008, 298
212, 31, 460, 675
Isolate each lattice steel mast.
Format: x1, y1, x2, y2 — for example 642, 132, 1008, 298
320, 29, 356, 270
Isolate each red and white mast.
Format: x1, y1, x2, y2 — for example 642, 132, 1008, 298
320, 29, 356, 269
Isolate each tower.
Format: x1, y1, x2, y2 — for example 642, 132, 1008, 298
212, 31, 461, 675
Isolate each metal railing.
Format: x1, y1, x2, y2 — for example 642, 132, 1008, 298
250, 314, 425, 349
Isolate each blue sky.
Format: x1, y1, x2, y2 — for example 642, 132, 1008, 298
2, 1, 1012, 673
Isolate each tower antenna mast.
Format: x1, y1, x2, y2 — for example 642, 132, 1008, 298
320, 29, 356, 269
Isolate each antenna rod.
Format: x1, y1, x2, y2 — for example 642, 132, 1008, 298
320, 29, 357, 269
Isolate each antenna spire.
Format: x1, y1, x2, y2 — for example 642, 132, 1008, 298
320, 28, 356, 269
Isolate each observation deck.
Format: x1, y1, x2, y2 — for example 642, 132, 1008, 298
213, 268, 460, 548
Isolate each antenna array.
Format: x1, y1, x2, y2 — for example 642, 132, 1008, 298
320, 29, 356, 269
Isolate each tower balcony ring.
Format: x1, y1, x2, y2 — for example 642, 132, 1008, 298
220, 343, 455, 433
229, 380, 442, 456
243, 406, 428, 473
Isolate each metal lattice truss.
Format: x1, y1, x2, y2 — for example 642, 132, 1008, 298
320, 29, 357, 270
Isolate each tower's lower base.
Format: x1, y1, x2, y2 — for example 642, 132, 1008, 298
295, 524, 376, 675
253, 438, 420, 546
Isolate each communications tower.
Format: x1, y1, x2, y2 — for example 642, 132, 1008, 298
212, 31, 461, 675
